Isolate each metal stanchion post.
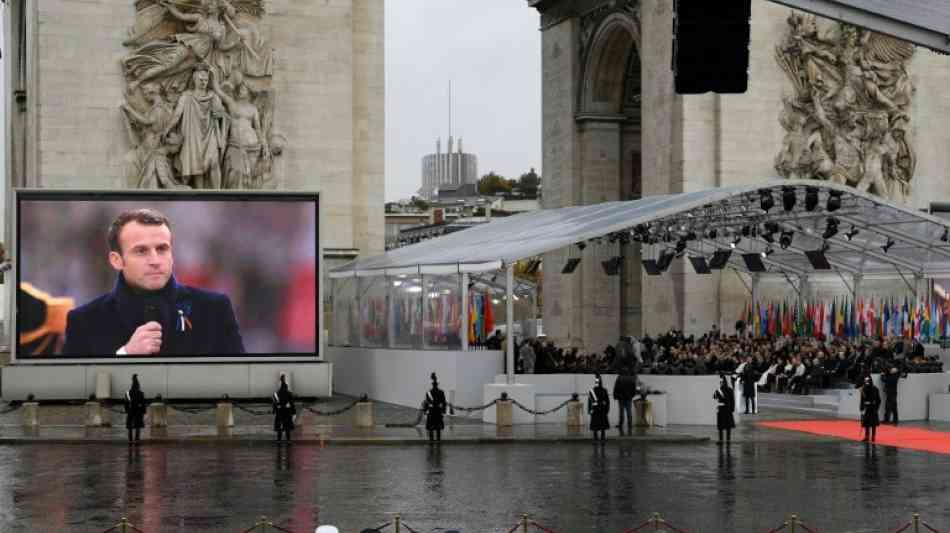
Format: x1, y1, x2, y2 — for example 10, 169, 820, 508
913, 512, 920, 533
789, 514, 798, 533
521, 514, 529, 533
394, 513, 401, 533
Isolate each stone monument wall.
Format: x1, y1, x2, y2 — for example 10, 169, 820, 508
5, 0, 384, 257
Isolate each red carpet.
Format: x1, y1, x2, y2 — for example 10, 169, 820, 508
757, 420, 950, 455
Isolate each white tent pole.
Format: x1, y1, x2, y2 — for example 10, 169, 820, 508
506, 264, 515, 384
461, 272, 469, 351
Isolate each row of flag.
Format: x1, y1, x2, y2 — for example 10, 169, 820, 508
741, 296, 950, 340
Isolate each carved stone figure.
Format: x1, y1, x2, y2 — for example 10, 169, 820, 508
775, 14, 916, 202
121, 0, 280, 189
165, 65, 227, 188
212, 72, 269, 189
121, 83, 190, 189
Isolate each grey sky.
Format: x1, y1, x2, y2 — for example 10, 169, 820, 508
385, 0, 541, 201
0, 4, 540, 203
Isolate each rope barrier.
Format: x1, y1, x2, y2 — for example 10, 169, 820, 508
0, 402, 23, 415
167, 404, 218, 414
762, 515, 824, 533
302, 398, 361, 416
619, 513, 690, 533
889, 514, 944, 533
448, 399, 498, 413
530, 520, 564, 533
511, 398, 572, 416
238, 516, 294, 533
233, 404, 273, 416
385, 406, 425, 428
100, 517, 144, 532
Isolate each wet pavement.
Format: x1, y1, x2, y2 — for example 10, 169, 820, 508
0, 399, 948, 532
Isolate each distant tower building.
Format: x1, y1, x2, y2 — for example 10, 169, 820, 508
420, 137, 478, 199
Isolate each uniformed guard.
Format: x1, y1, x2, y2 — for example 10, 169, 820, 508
272, 374, 296, 442
424, 372, 447, 442
588, 373, 610, 442
860, 376, 881, 442
125, 374, 147, 443
713, 374, 735, 445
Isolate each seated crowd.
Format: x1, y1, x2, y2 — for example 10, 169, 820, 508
515, 326, 944, 393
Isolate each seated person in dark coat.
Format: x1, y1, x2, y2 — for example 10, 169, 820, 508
63, 209, 245, 356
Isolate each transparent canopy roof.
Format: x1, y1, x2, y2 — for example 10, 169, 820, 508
332, 180, 950, 279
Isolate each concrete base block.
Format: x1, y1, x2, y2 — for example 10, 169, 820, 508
216, 402, 234, 428
148, 403, 168, 428
354, 402, 374, 428
85, 401, 103, 427
930, 393, 950, 422
496, 400, 513, 427
566, 399, 582, 428
483, 383, 536, 424
22, 402, 39, 427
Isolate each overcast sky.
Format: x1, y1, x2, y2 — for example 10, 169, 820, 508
385, 0, 542, 201
0, 3, 542, 202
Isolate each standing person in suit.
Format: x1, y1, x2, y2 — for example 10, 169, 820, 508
424, 373, 447, 442
714, 375, 735, 445
272, 374, 296, 442
125, 374, 147, 443
881, 366, 906, 425
860, 376, 882, 442
740, 356, 758, 414
588, 373, 610, 442
612, 367, 637, 435
63, 208, 245, 356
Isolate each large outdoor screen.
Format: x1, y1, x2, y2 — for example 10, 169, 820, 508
14, 191, 319, 359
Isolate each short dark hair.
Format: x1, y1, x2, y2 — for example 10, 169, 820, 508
108, 209, 172, 254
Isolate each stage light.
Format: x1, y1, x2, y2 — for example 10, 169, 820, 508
882, 238, 895, 253
805, 187, 819, 211
760, 246, 774, 258
845, 226, 860, 241
761, 222, 779, 243
759, 189, 774, 212
779, 230, 794, 250
822, 217, 839, 240
827, 190, 842, 212
782, 186, 796, 211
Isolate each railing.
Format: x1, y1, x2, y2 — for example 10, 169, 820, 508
93, 512, 943, 533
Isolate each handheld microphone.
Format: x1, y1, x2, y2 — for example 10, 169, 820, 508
143, 296, 163, 354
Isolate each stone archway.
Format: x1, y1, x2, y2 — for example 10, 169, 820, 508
571, 9, 643, 345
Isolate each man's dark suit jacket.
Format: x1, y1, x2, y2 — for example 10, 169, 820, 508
63, 275, 245, 356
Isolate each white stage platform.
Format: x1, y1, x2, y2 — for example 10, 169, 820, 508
326, 347, 504, 410
1, 362, 333, 401
833, 373, 950, 421
483, 374, 720, 426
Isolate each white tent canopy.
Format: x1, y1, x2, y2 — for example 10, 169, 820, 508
332, 180, 950, 279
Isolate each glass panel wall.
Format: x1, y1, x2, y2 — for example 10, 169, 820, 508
388, 275, 422, 349
358, 276, 389, 348
422, 274, 462, 350
330, 277, 358, 347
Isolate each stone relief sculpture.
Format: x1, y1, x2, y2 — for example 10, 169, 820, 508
775, 13, 916, 202
120, 0, 283, 189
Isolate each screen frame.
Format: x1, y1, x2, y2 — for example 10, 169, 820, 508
9, 188, 323, 364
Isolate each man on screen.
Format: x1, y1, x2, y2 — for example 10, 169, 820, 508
63, 208, 245, 356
